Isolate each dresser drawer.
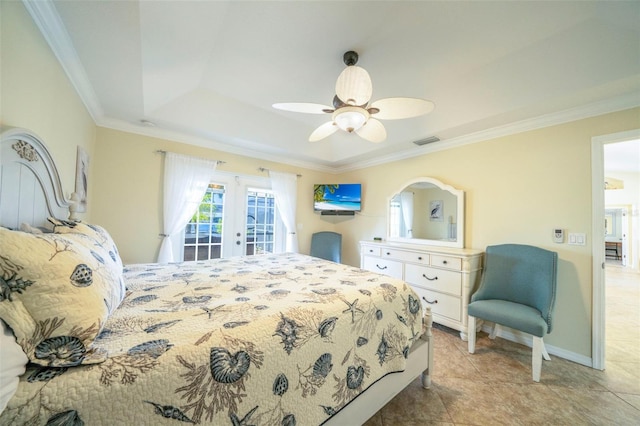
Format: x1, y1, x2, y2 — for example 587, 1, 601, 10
361, 245, 381, 257
413, 287, 461, 322
381, 248, 429, 265
430, 255, 462, 271
404, 264, 462, 296
362, 256, 403, 279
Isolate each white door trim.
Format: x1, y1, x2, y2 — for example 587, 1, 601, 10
591, 128, 640, 370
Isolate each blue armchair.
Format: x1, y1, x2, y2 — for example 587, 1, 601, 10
310, 231, 342, 263
467, 244, 558, 382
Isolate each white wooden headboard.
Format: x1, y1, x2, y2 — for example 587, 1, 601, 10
0, 127, 72, 229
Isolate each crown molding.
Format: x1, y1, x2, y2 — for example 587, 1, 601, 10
335, 92, 640, 173
23, 0, 103, 121
90, 94, 640, 176
96, 117, 339, 174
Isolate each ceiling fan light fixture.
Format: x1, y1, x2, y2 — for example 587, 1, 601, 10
333, 106, 369, 133
274, 51, 434, 143
335, 66, 372, 105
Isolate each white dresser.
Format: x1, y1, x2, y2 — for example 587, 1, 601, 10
360, 240, 483, 340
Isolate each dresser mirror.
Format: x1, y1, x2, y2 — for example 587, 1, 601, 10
387, 177, 464, 248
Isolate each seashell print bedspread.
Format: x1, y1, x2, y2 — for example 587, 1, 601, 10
0, 253, 423, 425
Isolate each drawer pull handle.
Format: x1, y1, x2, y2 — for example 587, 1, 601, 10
369, 249, 374, 253
386, 252, 391, 256
422, 297, 438, 305
442, 260, 448, 265
418, 256, 423, 260
422, 274, 438, 281
376, 264, 388, 270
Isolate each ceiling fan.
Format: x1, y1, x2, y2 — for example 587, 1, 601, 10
273, 51, 435, 143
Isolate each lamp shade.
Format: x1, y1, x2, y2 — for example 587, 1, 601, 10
335, 66, 372, 105
333, 106, 369, 133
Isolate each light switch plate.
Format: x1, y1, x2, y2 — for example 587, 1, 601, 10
568, 233, 586, 246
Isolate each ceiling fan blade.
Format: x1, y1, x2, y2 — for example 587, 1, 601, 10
356, 118, 387, 143
335, 66, 372, 106
309, 121, 339, 142
370, 97, 435, 120
273, 103, 334, 114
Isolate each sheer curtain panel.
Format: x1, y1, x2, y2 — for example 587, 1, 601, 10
269, 171, 299, 253
157, 153, 218, 263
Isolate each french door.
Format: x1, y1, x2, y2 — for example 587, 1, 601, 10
179, 173, 283, 261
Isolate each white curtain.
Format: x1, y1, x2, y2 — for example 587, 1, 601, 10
269, 171, 299, 253
399, 191, 414, 238
157, 153, 218, 263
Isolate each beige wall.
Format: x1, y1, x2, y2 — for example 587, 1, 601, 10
5, 0, 640, 361
91, 127, 330, 264
0, 1, 96, 217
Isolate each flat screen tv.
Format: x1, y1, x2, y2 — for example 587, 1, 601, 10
314, 184, 361, 213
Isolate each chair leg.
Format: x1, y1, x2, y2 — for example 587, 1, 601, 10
468, 315, 476, 354
532, 336, 544, 382
542, 341, 551, 361
489, 323, 500, 340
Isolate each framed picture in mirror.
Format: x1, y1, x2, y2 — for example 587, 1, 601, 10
430, 200, 443, 221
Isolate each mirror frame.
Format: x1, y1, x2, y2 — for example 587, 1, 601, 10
387, 177, 465, 248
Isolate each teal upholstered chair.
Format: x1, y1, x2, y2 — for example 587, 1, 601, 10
467, 244, 558, 382
310, 231, 342, 263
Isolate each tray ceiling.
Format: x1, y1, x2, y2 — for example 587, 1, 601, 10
26, 0, 640, 172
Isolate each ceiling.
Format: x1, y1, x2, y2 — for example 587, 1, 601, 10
26, 0, 640, 172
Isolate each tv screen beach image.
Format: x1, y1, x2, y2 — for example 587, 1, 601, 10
314, 184, 361, 211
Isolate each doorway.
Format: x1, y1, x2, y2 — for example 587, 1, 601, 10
172, 172, 286, 261
591, 130, 640, 370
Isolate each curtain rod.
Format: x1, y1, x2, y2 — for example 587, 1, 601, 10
258, 167, 302, 178
155, 150, 226, 165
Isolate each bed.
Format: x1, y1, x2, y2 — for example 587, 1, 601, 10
0, 127, 433, 425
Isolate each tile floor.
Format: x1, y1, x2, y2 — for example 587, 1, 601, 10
364, 265, 640, 425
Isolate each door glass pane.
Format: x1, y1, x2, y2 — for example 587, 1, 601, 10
184, 184, 225, 261
246, 189, 276, 255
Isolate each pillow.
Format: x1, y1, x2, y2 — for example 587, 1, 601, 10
19, 223, 53, 234
19, 223, 43, 234
48, 218, 123, 272
0, 227, 125, 367
0, 320, 28, 414
48, 218, 126, 303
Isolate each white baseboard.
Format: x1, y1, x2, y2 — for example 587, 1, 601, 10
480, 324, 593, 367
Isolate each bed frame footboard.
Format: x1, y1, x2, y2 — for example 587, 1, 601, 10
325, 306, 434, 425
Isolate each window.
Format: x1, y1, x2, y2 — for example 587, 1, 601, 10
184, 184, 224, 261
